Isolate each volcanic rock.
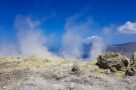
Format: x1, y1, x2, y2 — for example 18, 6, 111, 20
96, 52, 129, 72
126, 52, 136, 76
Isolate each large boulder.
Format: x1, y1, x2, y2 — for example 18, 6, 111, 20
126, 52, 136, 76
96, 52, 129, 72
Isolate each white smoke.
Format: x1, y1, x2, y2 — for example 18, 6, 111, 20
61, 14, 91, 60
0, 14, 106, 61
15, 16, 62, 60
85, 36, 105, 60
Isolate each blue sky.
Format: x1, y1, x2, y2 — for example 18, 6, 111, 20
0, 0, 136, 49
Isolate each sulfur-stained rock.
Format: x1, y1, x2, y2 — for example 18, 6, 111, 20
96, 52, 129, 72
132, 52, 136, 61
125, 52, 136, 76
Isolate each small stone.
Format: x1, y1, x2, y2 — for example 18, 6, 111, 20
105, 69, 111, 74
68, 82, 77, 90
111, 67, 117, 72
71, 64, 80, 73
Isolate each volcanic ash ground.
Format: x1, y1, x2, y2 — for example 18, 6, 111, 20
0, 56, 136, 90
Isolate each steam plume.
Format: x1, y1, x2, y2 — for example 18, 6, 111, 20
0, 14, 106, 61
61, 14, 91, 60
15, 16, 62, 60
85, 36, 105, 60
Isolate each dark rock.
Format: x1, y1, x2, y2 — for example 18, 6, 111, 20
71, 65, 79, 72
71, 64, 81, 75
125, 69, 135, 76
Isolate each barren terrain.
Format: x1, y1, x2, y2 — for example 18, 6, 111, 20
0, 56, 136, 90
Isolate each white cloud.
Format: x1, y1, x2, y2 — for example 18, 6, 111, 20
118, 21, 136, 35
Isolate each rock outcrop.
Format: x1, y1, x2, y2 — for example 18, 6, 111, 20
96, 52, 136, 76
125, 52, 136, 76
132, 52, 136, 61
96, 52, 129, 72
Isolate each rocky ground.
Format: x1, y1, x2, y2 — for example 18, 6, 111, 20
0, 55, 136, 90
